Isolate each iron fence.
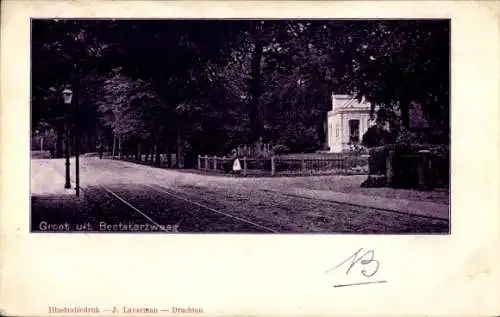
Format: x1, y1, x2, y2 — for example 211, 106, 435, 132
109, 153, 369, 177
197, 154, 369, 176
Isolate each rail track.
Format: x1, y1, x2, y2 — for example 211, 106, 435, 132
97, 184, 279, 233
37, 158, 447, 234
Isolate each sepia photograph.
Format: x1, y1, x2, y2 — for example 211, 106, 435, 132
31, 19, 450, 234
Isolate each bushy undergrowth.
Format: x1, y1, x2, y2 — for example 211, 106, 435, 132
367, 142, 449, 188
229, 142, 290, 159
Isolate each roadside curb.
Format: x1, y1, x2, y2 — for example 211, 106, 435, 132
261, 187, 450, 221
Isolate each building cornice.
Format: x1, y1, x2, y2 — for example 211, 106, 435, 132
328, 108, 371, 117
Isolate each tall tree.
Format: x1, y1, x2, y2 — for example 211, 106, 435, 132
325, 20, 450, 142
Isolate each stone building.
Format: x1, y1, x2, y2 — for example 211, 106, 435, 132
326, 93, 376, 153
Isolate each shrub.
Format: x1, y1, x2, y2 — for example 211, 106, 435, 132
347, 143, 368, 155
395, 128, 420, 145
368, 145, 388, 175
362, 125, 393, 148
228, 140, 277, 159
233, 145, 251, 158
367, 142, 450, 188
272, 144, 290, 155
427, 144, 450, 188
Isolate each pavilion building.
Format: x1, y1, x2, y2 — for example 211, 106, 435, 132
326, 93, 376, 153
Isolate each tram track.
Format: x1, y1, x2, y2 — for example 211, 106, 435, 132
99, 185, 174, 232
32, 158, 448, 233
87, 183, 279, 233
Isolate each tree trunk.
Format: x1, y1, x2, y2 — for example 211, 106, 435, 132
248, 39, 264, 142
176, 127, 184, 169
118, 136, 122, 158
155, 141, 161, 166
55, 125, 64, 158
112, 133, 117, 157
149, 145, 154, 165
400, 99, 410, 129
167, 145, 172, 168
136, 143, 141, 160
87, 134, 92, 153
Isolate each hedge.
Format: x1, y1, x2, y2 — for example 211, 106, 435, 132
367, 143, 449, 188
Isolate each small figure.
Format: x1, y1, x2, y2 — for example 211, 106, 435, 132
232, 157, 242, 176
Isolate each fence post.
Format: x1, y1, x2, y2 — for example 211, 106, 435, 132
271, 156, 276, 176
204, 155, 208, 172
213, 156, 217, 171
301, 158, 306, 175
197, 155, 201, 169
243, 157, 247, 176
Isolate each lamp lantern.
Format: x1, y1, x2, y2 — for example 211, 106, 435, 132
62, 88, 73, 105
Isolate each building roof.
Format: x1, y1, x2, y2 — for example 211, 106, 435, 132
329, 93, 370, 115
333, 94, 353, 99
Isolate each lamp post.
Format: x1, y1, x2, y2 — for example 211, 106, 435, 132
74, 64, 80, 198
62, 88, 73, 189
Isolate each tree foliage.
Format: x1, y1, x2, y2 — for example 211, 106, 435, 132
331, 20, 449, 141
31, 19, 450, 164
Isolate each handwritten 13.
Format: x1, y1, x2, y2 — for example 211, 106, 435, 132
325, 248, 387, 288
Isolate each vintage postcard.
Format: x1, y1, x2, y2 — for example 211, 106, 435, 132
1, 0, 499, 316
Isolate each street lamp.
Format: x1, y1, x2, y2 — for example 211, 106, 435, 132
62, 88, 73, 189
62, 88, 73, 104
